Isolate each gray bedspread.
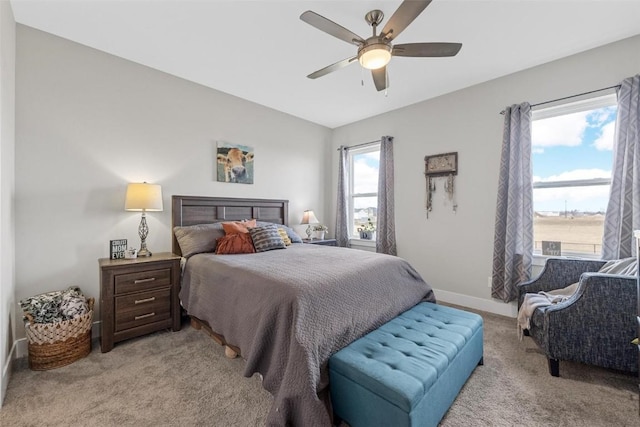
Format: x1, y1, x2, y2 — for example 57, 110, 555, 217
180, 243, 435, 426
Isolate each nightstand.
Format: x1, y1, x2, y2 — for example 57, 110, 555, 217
99, 252, 181, 352
303, 238, 337, 246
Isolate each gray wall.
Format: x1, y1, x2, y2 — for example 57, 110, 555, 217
0, 0, 16, 405
14, 26, 332, 341
331, 34, 640, 316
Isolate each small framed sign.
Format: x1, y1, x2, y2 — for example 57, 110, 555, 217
542, 241, 561, 256
110, 239, 127, 260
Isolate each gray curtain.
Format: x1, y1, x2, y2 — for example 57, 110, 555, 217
492, 103, 533, 302
602, 74, 640, 259
376, 136, 397, 255
335, 146, 349, 247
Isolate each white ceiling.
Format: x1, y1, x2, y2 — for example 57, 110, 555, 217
10, 0, 640, 129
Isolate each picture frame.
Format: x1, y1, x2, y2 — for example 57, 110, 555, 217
424, 152, 458, 177
542, 241, 562, 256
216, 142, 255, 184
110, 239, 127, 260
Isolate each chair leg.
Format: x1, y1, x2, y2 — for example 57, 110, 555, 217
548, 358, 559, 377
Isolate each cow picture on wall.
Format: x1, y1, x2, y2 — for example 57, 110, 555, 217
216, 142, 254, 184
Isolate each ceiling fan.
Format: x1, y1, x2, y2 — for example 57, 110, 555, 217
300, 0, 462, 92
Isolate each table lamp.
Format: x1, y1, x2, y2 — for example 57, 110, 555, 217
300, 210, 319, 240
125, 182, 163, 257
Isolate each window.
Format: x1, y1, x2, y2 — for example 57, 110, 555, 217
531, 93, 617, 257
347, 143, 380, 238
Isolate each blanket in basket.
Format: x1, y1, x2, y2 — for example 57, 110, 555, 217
20, 286, 89, 324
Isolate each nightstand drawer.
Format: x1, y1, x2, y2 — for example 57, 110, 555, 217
114, 268, 171, 294
115, 288, 171, 331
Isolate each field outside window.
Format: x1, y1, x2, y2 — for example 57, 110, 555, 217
348, 145, 380, 238
532, 94, 616, 257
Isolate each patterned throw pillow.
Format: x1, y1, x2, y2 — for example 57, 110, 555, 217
278, 228, 292, 246
215, 232, 256, 254
248, 224, 286, 252
222, 219, 257, 235
255, 221, 303, 243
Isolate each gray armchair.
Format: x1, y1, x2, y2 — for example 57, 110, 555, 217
517, 258, 638, 376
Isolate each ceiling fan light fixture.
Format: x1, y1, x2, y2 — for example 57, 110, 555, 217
358, 43, 392, 70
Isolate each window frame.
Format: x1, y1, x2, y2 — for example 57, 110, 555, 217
531, 92, 617, 260
347, 142, 381, 240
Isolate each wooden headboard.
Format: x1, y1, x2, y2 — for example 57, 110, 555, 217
171, 195, 289, 255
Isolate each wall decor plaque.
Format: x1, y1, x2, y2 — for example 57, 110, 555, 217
424, 152, 459, 218
424, 152, 458, 177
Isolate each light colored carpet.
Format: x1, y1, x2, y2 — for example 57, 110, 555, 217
1, 308, 638, 426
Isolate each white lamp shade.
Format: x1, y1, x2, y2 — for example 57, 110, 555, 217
300, 210, 320, 225
125, 183, 163, 212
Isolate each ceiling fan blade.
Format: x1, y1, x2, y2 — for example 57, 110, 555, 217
300, 11, 364, 46
307, 56, 358, 79
372, 67, 388, 92
393, 42, 462, 57
381, 0, 432, 41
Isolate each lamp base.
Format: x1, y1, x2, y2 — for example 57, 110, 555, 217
137, 247, 152, 257
137, 212, 152, 257
306, 225, 313, 240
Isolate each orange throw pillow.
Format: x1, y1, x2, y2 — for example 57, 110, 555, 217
222, 219, 257, 234
215, 233, 256, 254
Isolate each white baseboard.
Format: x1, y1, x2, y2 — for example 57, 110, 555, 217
14, 321, 102, 360
433, 288, 518, 318
1, 340, 16, 406
15, 338, 27, 360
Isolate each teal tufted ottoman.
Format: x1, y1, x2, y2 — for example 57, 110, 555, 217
329, 302, 483, 427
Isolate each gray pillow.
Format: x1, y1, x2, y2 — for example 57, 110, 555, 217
173, 223, 225, 258
598, 257, 638, 276
248, 224, 286, 252
255, 221, 303, 243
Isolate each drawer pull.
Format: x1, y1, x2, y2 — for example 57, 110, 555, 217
134, 277, 156, 284
134, 297, 156, 305
134, 312, 155, 320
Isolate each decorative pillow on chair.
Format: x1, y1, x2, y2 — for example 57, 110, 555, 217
215, 232, 256, 255
248, 224, 286, 252
174, 223, 225, 258
278, 228, 292, 246
598, 257, 638, 276
222, 219, 257, 235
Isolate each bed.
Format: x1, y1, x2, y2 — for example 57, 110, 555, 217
172, 195, 435, 426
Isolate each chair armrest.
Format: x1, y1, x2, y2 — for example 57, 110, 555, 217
517, 258, 606, 307
544, 273, 637, 362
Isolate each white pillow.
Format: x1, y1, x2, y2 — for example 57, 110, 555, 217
598, 257, 638, 276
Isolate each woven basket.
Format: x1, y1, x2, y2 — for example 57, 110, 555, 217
25, 298, 94, 371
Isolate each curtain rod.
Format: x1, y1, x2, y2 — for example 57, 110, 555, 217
336, 139, 382, 151
499, 84, 621, 115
